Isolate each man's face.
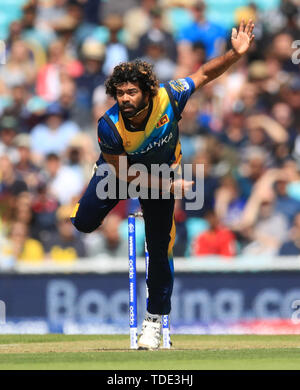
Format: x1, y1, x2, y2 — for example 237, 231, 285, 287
0, 128, 16, 146
116, 82, 149, 118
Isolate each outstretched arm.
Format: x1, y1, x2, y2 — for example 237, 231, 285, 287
189, 20, 255, 89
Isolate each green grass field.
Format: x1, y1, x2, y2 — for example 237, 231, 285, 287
0, 334, 299, 370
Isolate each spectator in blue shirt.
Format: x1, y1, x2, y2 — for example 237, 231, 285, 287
177, 0, 227, 59
278, 212, 300, 256
30, 102, 79, 161
273, 170, 300, 227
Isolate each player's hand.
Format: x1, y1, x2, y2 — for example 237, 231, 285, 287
231, 19, 255, 56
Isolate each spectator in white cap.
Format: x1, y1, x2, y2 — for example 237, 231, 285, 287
75, 39, 106, 110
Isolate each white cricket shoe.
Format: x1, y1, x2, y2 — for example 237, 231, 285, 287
138, 313, 162, 350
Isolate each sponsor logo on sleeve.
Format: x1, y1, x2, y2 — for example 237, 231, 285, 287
169, 79, 190, 92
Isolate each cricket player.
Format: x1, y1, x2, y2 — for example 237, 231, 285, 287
71, 20, 255, 349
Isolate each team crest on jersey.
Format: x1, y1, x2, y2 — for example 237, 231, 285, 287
169, 79, 190, 93
156, 114, 169, 128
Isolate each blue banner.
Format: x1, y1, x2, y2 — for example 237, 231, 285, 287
0, 271, 300, 333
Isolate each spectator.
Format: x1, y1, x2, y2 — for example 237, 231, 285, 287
192, 210, 236, 257
239, 175, 289, 255
4, 81, 33, 132
51, 15, 80, 60
237, 82, 264, 116
179, 94, 204, 163
0, 40, 37, 89
59, 78, 91, 130
177, 0, 227, 59
65, 133, 94, 185
245, 114, 288, 147
30, 102, 80, 162
173, 39, 207, 80
0, 154, 28, 198
271, 101, 297, 156
284, 77, 300, 127
279, 212, 300, 256
247, 60, 278, 110
6, 220, 44, 263
139, 34, 177, 83
66, 0, 100, 48
194, 81, 225, 134
36, 39, 83, 102
24, 96, 48, 132
101, 14, 129, 76
182, 151, 219, 219
271, 32, 299, 74
281, 159, 300, 203
262, 0, 299, 36
36, 0, 69, 30
205, 136, 239, 177
273, 169, 300, 227
219, 105, 248, 149
81, 0, 103, 25
42, 153, 84, 205
11, 191, 33, 227
123, 0, 158, 52
0, 116, 20, 163
92, 85, 116, 126
214, 175, 247, 230
234, 146, 268, 200
30, 182, 59, 244
0, 155, 28, 224
43, 204, 86, 263
84, 213, 127, 257
75, 39, 106, 110
137, 7, 177, 62
13, 133, 41, 193
162, 0, 194, 39
20, 0, 56, 50
5, 21, 23, 51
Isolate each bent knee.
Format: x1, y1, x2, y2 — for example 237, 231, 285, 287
71, 217, 99, 234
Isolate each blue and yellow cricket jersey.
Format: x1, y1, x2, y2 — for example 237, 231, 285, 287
96, 77, 195, 170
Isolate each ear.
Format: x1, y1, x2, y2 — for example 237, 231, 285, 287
143, 91, 150, 102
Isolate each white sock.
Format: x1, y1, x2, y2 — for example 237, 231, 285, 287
145, 311, 162, 323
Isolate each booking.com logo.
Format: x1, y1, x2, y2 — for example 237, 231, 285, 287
0, 300, 6, 324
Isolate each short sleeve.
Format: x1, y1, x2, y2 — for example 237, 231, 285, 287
97, 117, 124, 155
167, 77, 195, 114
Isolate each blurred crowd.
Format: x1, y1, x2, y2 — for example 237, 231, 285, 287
0, 0, 300, 266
